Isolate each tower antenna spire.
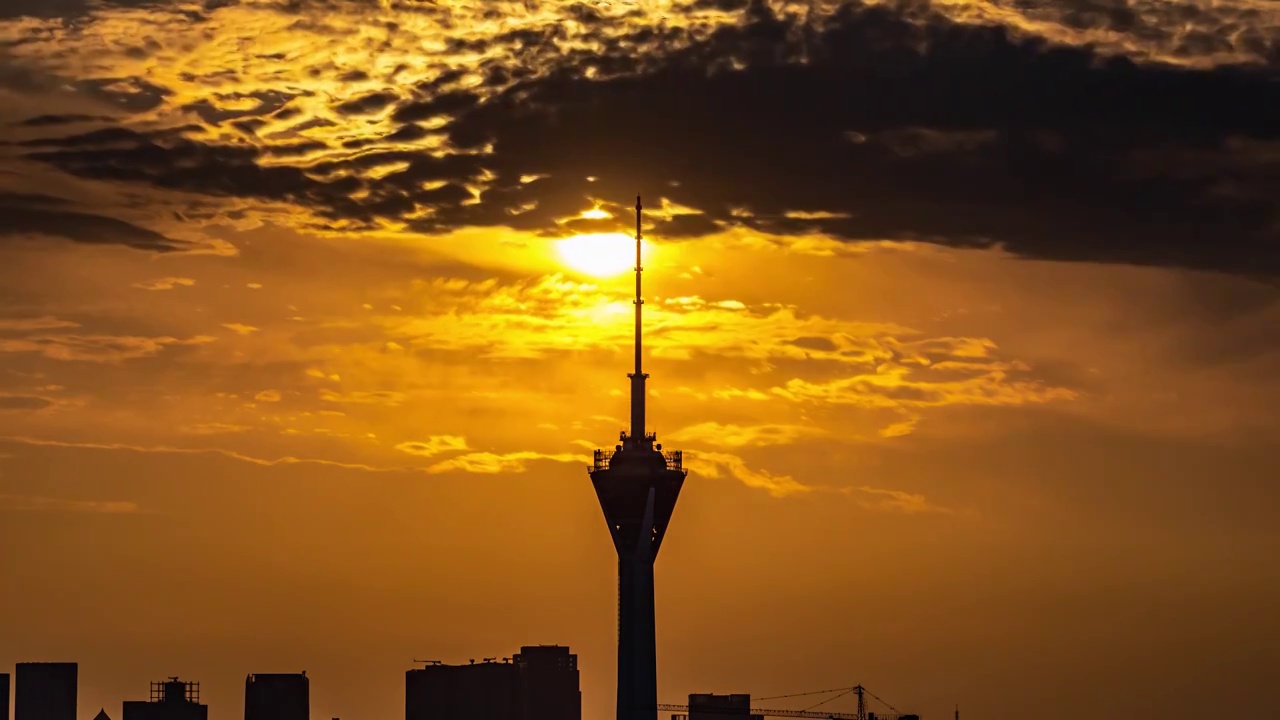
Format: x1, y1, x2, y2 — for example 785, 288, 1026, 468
628, 195, 648, 444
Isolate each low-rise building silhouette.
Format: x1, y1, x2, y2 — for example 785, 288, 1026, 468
1, 672, 9, 720
688, 694, 762, 720
245, 672, 309, 720
15, 662, 77, 720
407, 658, 517, 720
406, 646, 580, 720
122, 679, 207, 720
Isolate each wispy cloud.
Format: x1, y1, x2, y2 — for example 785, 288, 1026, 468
670, 422, 824, 448
842, 486, 952, 515
694, 451, 812, 498
319, 389, 406, 406
426, 451, 582, 474
178, 422, 252, 435
693, 452, 950, 513
395, 435, 470, 458
0, 494, 141, 514
0, 316, 79, 331
0, 435, 589, 480
771, 364, 1076, 409
0, 394, 55, 411
878, 414, 921, 438
0, 334, 215, 362
0, 436, 410, 473
374, 275, 1057, 400
132, 277, 195, 291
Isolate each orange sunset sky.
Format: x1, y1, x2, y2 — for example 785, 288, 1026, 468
0, 1, 1278, 719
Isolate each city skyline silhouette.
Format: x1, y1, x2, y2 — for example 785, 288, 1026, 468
1, 1, 1277, 719
2, 661, 924, 720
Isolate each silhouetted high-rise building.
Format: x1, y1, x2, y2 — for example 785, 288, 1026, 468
93, 710, 113, 720
122, 679, 207, 720
589, 196, 688, 720
1, 672, 10, 720
245, 673, 309, 720
406, 648, 581, 720
515, 646, 580, 720
15, 662, 77, 720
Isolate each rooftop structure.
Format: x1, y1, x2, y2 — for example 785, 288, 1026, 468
121, 679, 207, 720
589, 196, 689, 720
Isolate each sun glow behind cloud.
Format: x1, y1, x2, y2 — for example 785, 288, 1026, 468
556, 233, 649, 277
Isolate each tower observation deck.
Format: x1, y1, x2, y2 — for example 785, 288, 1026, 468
589, 195, 688, 720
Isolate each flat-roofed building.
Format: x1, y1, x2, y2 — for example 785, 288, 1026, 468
15, 662, 77, 720
245, 673, 309, 720
406, 646, 581, 720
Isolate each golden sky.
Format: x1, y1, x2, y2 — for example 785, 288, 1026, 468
0, 1, 1278, 719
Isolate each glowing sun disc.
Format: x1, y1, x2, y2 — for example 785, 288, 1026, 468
556, 233, 647, 277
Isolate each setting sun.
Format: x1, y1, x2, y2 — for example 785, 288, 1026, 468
556, 233, 649, 277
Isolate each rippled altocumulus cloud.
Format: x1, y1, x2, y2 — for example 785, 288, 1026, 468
0, 0, 1276, 275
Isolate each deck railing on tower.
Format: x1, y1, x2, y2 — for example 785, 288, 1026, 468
592, 449, 684, 472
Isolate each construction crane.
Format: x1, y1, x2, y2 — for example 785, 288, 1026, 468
657, 685, 917, 720
658, 705, 865, 720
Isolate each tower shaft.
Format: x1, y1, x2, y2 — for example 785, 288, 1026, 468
616, 556, 657, 720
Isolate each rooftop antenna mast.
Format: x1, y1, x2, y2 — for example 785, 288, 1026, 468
627, 195, 648, 446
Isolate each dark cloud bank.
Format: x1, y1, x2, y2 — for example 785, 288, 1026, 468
11, 0, 1280, 276
0, 192, 189, 252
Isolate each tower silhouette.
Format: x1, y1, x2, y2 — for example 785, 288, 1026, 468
589, 196, 688, 720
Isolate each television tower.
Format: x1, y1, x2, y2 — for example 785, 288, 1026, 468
589, 196, 688, 720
